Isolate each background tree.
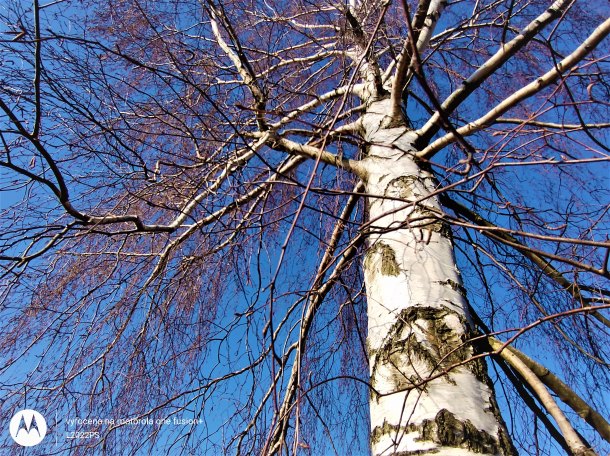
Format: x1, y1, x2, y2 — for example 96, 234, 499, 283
1, 0, 609, 454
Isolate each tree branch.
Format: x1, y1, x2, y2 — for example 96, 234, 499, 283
419, 16, 610, 158
442, 195, 610, 328
389, 0, 446, 122
491, 338, 610, 443
415, 0, 572, 147
489, 338, 597, 456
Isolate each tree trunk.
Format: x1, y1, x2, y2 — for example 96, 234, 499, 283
361, 100, 515, 456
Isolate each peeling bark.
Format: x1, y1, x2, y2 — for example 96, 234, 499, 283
361, 99, 515, 455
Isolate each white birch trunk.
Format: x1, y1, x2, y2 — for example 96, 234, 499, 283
360, 100, 515, 456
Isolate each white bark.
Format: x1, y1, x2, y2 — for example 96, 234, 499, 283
361, 100, 514, 455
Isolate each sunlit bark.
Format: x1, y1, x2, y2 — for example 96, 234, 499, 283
360, 100, 514, 455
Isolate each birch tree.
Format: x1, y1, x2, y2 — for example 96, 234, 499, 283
1, 0, 609, 454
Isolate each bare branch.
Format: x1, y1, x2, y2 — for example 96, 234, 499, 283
418, 17, 610, 158
415, 0, 572, 147
490, 338, 596, 456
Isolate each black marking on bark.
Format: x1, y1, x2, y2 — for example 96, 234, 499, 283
381, 175, 452, 240
417, 409, 501, 454
384, 175, 418, 199
363, 142, 371, 157
370, 306, 491, 393
392, 307, 470, 368
371, 409, 510, 455
371, 420, 407, 446
364, 241, 400, 276
413, 207, 451, 238
435, 279, 467, 297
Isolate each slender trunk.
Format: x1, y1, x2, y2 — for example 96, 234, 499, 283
361, 100, 515, 455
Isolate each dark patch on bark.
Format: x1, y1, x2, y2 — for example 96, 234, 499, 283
418, 409, 500, 454
385, 175, 419, 199
382, 114, 408, 129
364, 241, 401, 276
362, 142, 371, 157
414, 207, 451, 238
371, 420, 405, 445
371, 409, 515, 455
435, 279, 467, 297
369, 306, 492, 397
381, 307, 471, 370
382, 174, 452, 240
